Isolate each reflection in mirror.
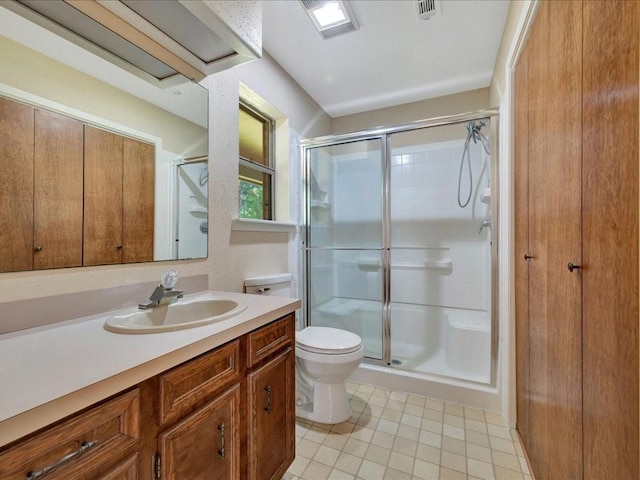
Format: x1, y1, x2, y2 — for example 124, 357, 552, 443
0, 4, 208, 273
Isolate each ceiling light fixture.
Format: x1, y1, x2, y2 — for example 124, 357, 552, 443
300, 0, 358, 39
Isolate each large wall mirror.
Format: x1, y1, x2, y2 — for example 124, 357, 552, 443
0, 3, 208, 273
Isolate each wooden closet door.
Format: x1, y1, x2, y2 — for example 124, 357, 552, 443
524, 1, 583, 478
84, 126, 123, 266
33, 109, 83, 269
122, 138, 154, 263
0, 98, 34, 272
514, 37, 531, 447
582, 1, 639, 477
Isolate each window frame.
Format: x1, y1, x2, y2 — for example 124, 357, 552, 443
238, 101, 276, 220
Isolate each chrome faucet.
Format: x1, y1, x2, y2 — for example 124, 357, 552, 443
139, 269, 186, 310
478, 217, 491, 234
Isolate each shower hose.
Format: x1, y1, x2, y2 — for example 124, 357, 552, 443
457, 120, 490, 208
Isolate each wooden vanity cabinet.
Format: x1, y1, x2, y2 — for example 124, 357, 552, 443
0, 314, 295, 480
158, 385, 241, 479
247, 315, 296, 480
248, 348, 295, 480
0, 389, 140, 480
149, 313, 295, 480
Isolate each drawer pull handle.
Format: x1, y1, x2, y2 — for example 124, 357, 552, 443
264, 385, 272, 414
217, 423, 225, 459
26, 440, 98, 479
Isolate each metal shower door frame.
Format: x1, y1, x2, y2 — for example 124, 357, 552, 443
300, 108, 499, 382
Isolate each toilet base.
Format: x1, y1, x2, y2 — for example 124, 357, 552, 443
295, 381, 352, 424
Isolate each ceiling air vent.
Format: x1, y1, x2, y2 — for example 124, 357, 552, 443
416, 0, 438, 20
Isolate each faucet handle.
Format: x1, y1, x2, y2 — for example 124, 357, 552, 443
161, 269, 179, 289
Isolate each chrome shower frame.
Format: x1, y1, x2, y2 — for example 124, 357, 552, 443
300, 108, 500, 387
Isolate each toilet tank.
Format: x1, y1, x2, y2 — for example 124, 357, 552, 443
244, 273, 293, 297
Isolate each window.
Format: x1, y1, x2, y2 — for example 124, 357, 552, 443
239, 103, 274, 220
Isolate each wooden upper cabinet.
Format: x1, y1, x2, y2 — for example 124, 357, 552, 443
84, 126, 155, 266
84, 125, 124, 266
34, 109, 83, 270
122, 137, 154, 263
0, 97, 34, 272
0, 96, 156, 271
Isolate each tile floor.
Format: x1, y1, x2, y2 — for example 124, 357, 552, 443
283, 382, 531, 480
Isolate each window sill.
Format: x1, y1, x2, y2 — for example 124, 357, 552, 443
231, 218, 297, 233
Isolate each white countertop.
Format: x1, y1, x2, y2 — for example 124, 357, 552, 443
0, 290, 300, 447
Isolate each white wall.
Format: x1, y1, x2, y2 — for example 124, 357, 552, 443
201, 50, 330, 293
332, 88, 491, 135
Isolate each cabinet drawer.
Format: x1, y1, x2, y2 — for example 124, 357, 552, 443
95, 453, 138, 480
159, 339, 241, 425
247, 314, 294, 368
0, 389, 139, 480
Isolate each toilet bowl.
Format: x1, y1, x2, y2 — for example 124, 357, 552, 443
295, 326, 364, 424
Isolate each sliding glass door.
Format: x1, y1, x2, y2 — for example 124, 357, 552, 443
304, 139, 385, 360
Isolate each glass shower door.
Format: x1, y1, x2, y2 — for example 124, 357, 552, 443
305, 139, 385, 360
388, 123, 493, 383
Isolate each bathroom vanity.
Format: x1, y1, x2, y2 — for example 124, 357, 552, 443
0, 292, 299, 480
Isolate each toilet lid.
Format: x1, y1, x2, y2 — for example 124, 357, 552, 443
296, 327, 363, 354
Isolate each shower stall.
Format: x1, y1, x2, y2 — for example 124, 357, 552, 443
301, 110, 499, 407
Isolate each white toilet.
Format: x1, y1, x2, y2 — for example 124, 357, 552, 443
295, 326, 364, 423
244, 273, 364, 424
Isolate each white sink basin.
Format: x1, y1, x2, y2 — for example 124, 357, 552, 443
104, 295, 248, 333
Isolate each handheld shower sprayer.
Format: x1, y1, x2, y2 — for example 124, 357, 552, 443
457, 119, 491, 208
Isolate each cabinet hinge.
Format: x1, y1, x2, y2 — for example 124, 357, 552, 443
153, 452, 161, 480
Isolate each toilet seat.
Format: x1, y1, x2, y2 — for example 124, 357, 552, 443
296, 326, 362, 355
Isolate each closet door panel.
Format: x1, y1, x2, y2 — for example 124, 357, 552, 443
513, 40, 531, 446
582, 1, 639, 478
0, 98, 34, 272
33, 109, 83, 269
84, 126, 123, 266
122, 138, 154, 263
526, 1, 583, 478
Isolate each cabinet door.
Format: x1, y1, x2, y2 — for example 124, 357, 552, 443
158, 384, 240, 480
33, 109, 83, 269
247, 348, 294, 480
0, 97, 34, 272
513, 34, 531, 447
122, 138, 154, 263
517, 1, 584, 478
84, 125, 123, 266
582, 1, 639, 477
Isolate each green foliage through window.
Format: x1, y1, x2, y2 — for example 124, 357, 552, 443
239, 178, 264, 219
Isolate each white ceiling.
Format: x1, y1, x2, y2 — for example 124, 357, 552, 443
262, 0, 510, 118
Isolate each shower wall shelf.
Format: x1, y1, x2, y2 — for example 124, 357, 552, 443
189, 206, 208, 217
310, 200, 331, 210
392, 260, 453, 273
